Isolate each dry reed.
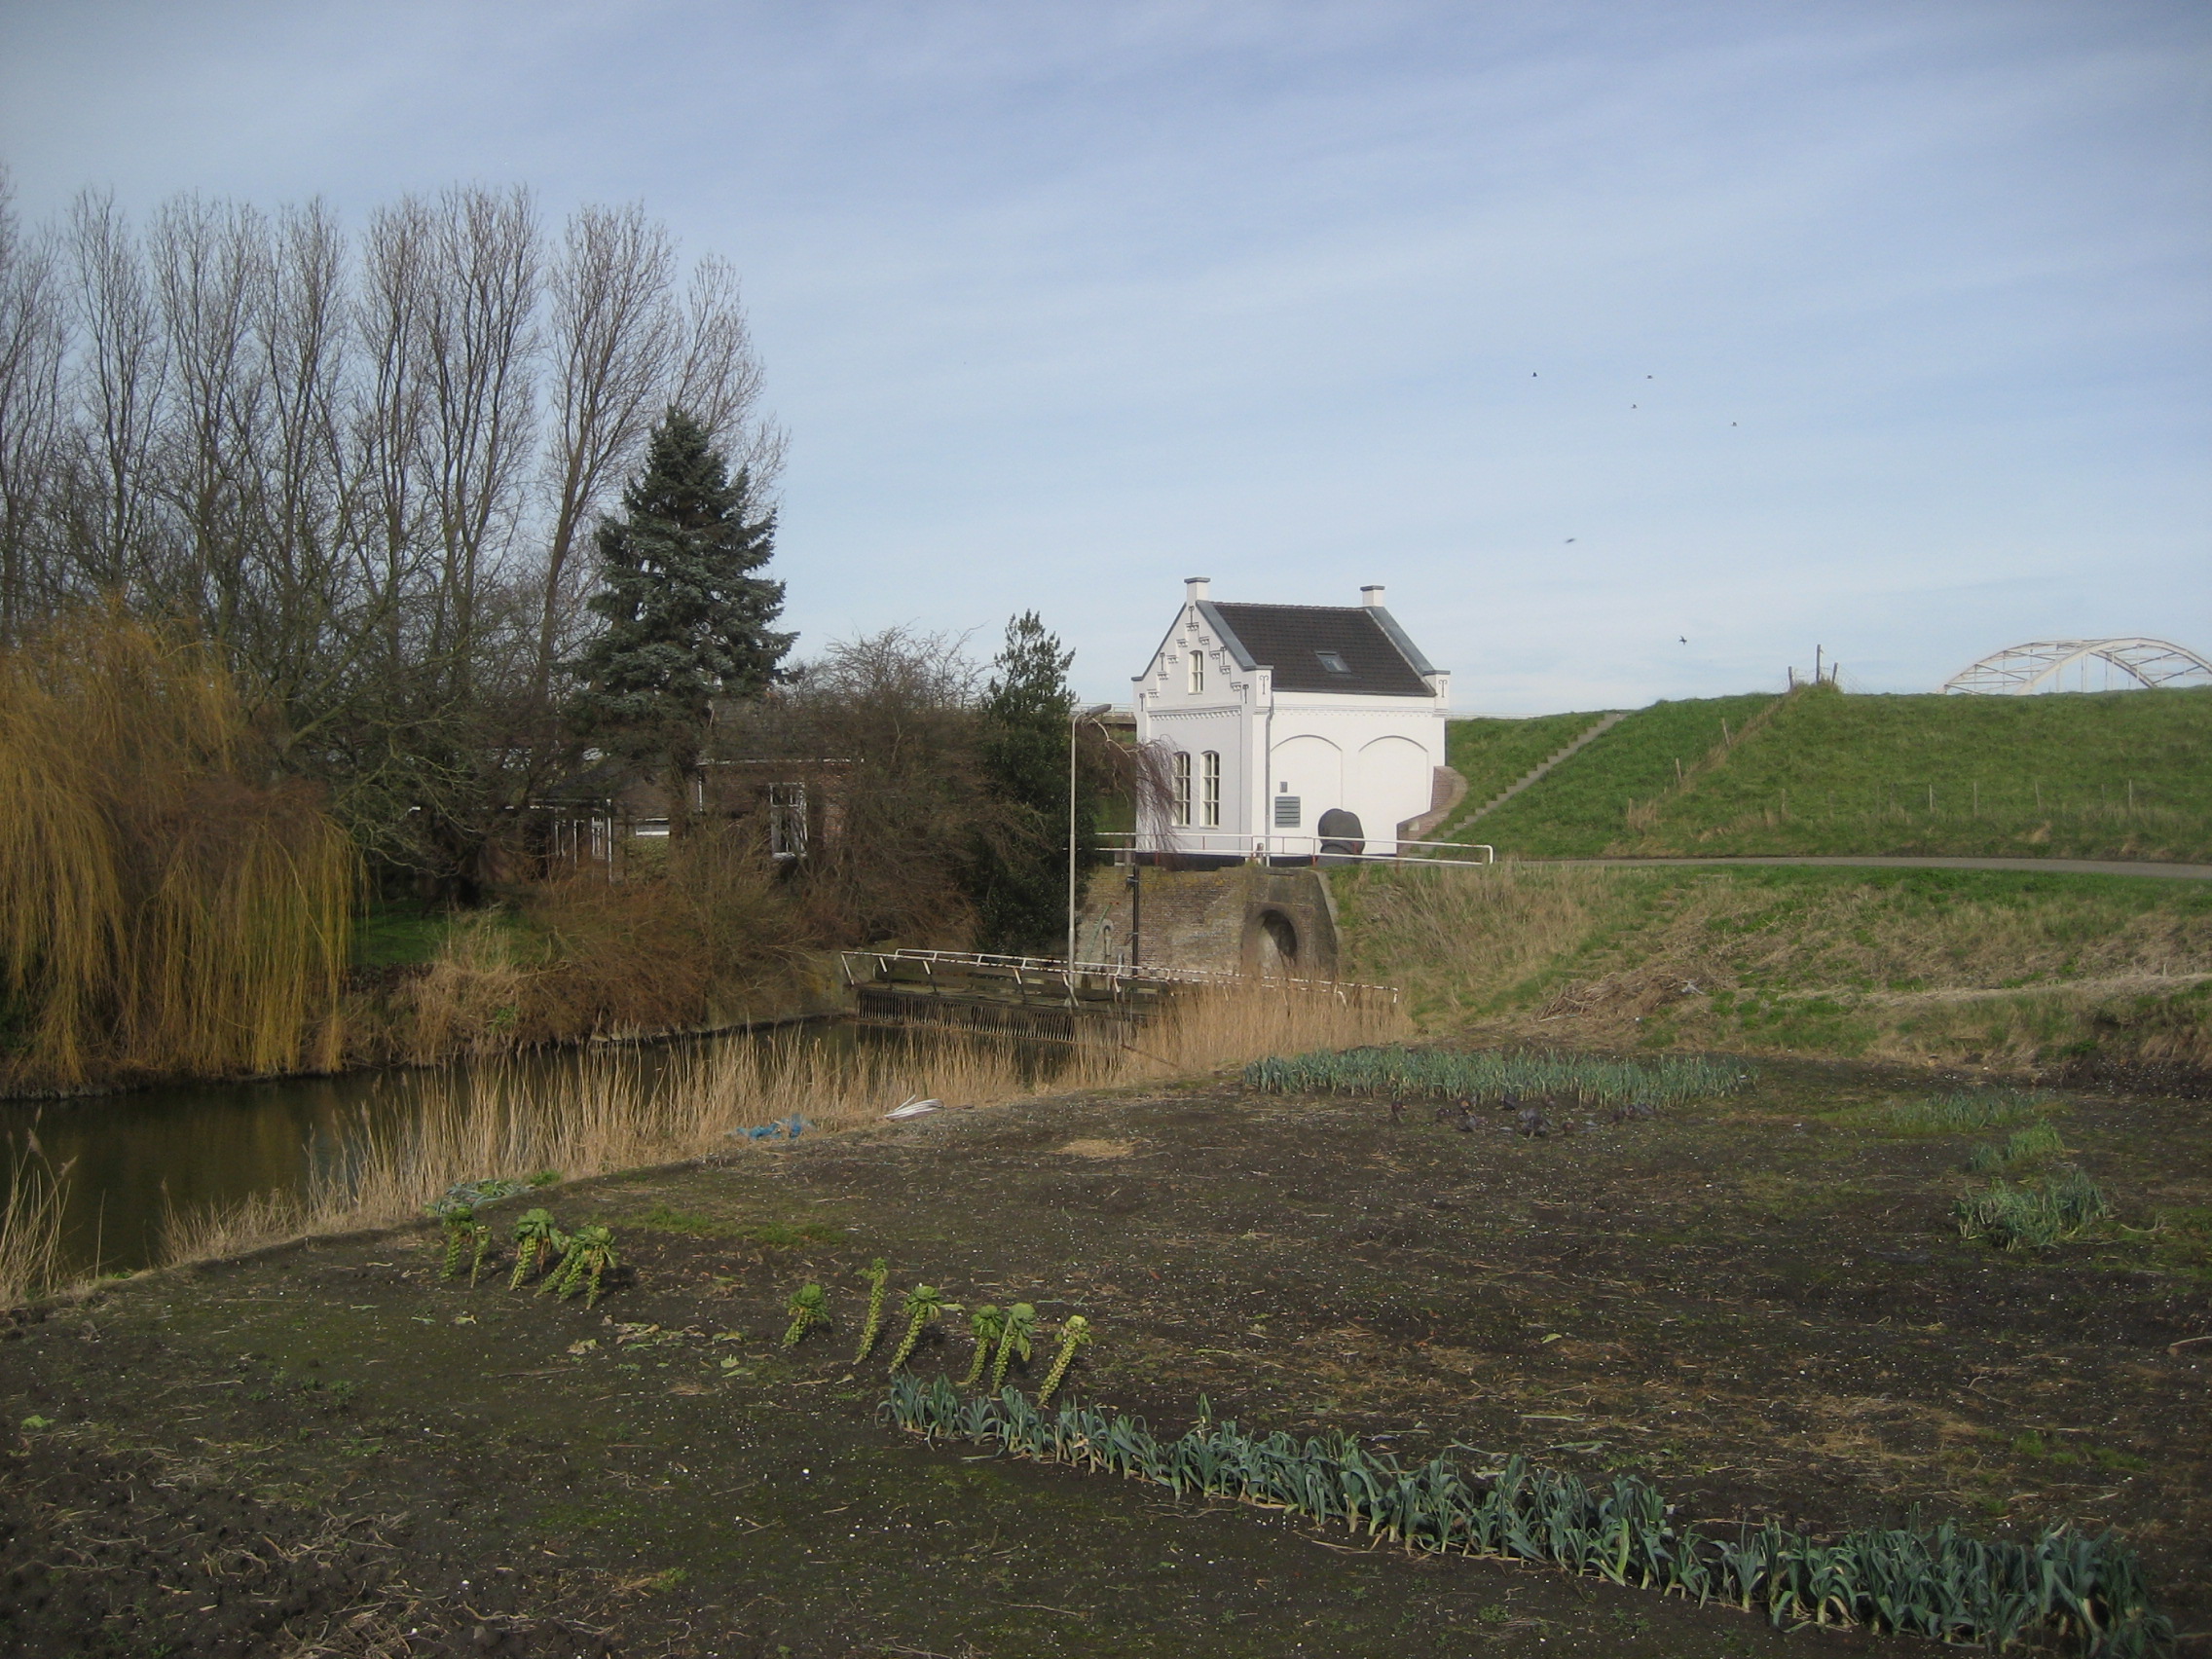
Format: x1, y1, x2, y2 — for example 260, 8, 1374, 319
156, 979, 1409, 1270
0, 1134, 73, 1308
0, 609, 356, 1089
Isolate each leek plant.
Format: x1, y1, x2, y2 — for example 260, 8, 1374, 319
1245, 1047, 1742, 1112
1036, 1315, 1090, 1406
888, 1285, 960, 1372
853, 1258, 891, 1362
990, 1303, 1037, 1390
782, 1282, 828, 1347
882, 1377, 2169, 1657
960, 1306, 1004, 1387
1968, 1123, 2065, 1173
1957, 1167, 2111, 1251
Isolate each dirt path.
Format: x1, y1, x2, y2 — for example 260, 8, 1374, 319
1533, 855, 2212, 880
3, 1058, 2206, 1656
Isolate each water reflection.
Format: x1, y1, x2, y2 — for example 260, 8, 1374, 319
2, 1018, 1070, 1279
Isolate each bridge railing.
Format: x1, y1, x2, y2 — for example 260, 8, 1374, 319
838, 947, 1399, 1006
1096, 831, 1494, 866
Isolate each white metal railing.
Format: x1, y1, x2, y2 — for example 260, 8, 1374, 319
1097, 830, 1494, 866
838, 947, 1399, 1002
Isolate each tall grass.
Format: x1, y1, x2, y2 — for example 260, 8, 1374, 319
157, 981, 1409, 1267
0, 609, 356, 1090
0, 1133, 71, 1308
1244, 1044, 1745, 1108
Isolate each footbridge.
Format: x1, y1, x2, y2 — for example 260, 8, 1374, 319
837, 947, 1396, 1042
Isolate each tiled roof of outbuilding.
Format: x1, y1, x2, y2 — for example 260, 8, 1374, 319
1200, 602, 1437, 696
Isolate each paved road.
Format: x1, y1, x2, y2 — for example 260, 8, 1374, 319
1521, 855, 2212, 882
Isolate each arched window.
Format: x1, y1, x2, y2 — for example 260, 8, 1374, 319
1171, 752, 1192, 826
1200, 752, 1221, 827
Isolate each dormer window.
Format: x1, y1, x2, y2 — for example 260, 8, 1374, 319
1314, 650, 1350, 676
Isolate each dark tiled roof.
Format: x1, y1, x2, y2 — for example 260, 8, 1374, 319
1202, 603, 1437, 696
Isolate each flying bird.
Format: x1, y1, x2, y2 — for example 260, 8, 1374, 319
1679, 636, 1688, 645
1565, 537, 1576, 543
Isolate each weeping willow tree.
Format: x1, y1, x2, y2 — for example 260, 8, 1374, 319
0, 611, 358, 1089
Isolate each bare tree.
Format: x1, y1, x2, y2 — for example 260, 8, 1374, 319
63, 190, 168, 595
0, 169, 68, 640
535, 202, 678, 706
0, 179, 784, 893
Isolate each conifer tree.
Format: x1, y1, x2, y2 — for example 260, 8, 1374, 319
970, 611, 1095, 953
572, 409, 793, 824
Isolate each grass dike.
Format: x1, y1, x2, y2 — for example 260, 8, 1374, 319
1451, 683, 2212, 864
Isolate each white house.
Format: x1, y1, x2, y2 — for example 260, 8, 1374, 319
1131, 577, 1451, 860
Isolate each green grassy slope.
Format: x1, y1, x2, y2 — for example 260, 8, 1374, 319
1441, 710, 1611, 828
1459, 685, 2212, 863
1335, 859, 2212, 1075
1453, 694, 1779, 855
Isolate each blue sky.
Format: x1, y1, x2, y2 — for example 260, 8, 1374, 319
2, 1, 2205, 711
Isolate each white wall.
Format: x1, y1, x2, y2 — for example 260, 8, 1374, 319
1268, 697, 1445, 854
1133, 591, 1450, 857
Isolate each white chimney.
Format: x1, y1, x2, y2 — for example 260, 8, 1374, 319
1186, 575, 1211, 604
1360, 584, 1385, 608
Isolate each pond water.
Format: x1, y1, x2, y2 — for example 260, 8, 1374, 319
1, 1018, 1072, 1280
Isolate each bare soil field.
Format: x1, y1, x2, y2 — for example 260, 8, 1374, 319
2, 1056, 2207, 1657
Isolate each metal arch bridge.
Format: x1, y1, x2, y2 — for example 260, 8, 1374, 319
1942, 637, 2212, 695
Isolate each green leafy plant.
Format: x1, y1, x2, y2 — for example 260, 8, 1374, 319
549, 1224, 620, 1308
467, 1222, 493, 1287
1244, 1047, 1745, 1111
1969, 1123, 2065, 1173
853, 1257, 891, 1362
1036, 1314, 1091, 1406
508, 1208, 567, 1290
782, 1282, 827, 1347
991, 1302, 1037, 1390
882, 1376, 2171, 1657
888, 1284, 960, 1373
1883, 1088, 2055, 1135
434, 1203, 476, 1279
960, 1305, 1004, 1387
1956, 1166, 2111, 1251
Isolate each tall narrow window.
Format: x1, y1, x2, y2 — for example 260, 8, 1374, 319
1200, 752, 1221, 827
1187, 649, 1205, 694
1171, 752, 1192, 826
767, 782, 808, 860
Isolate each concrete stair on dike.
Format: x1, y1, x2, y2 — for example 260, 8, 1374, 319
1455, 709, 1632, 832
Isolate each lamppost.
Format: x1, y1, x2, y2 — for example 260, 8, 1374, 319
1067, 702, 1112, 967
